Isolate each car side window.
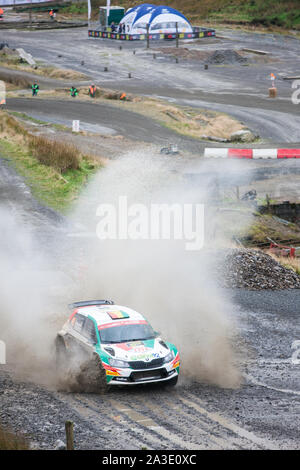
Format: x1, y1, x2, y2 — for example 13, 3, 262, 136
71, 313, 85, 333
82, 318, 98, 343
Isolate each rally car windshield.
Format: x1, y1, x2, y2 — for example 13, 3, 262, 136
100, 323, 156, 344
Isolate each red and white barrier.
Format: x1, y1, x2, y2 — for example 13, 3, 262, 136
204, 148, 300, 159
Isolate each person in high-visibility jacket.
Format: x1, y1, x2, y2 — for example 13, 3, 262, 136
49, 9, 54, 21
32, 82, 39, 96
0, 8, 4, 18
70, 86, 78, 98
88, 84, 97, 98
270, 72, 276, 88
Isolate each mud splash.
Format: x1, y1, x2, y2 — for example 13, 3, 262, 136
0, 150, 253, 389
69, 151, 251, 388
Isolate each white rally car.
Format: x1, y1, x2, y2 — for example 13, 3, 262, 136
55, 300, 180, 388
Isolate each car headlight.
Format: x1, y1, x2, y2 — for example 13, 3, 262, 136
164, 350, 175, 364
109, 357, 130, 368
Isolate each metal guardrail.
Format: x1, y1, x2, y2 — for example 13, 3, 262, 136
239, 237, 300, 249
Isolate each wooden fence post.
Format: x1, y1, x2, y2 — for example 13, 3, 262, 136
65, 421, 74, 450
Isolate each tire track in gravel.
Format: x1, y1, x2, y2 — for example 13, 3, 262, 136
73, 393, 179, 450
57, 393, 156, 450
74, 392, 209, 450
149, 391, 243, 448
139, 389, 261, 450
81, 388, 248, 450
129, 392, 237, 449
178, 391, 278, 450
107, 396, 206, 450
245, 374, 300, 397
59, 387, 274, 450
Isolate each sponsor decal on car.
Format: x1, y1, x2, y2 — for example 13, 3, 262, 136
172, 352, 180, 369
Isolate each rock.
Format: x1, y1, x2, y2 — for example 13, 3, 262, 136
215, 248, 300, 290
54, 439, 66, 450
230, 130, 257, 142
201, 134, 229, 143
207, 49, 248, 65
0, 46, 17, 56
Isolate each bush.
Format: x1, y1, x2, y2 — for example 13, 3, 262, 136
0, 112, 28, 136
0, 71, 31, 89
28, 135, 80, 173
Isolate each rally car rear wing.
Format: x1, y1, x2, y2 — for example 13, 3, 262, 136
68, 300, 114, 310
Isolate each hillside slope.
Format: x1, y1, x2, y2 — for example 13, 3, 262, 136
92, 0, 300, 30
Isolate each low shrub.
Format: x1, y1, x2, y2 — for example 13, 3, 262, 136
28, 135, 80, 173
0, 112, 28, 136
0, 71, 31, 89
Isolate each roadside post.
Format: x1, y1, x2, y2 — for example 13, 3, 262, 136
0, 80, 6, 106
65, 421, 74, 450
106, 0, 110, 28
146, 23, 150, 49
29, 0, 32, 26
269, 73, 277, 98
72, 120, 80, 132
176, 22, 179, 48
87, 0, 91, 30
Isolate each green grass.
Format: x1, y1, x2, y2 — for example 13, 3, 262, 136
8, 111, 48, 126
206, 1, 300, 30
87, 1, 300, 31
0, 139, 100, 213
59, 2, 88, 16
7, 111, 72, 134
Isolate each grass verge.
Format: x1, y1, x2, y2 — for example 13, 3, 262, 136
60, 1, 300, 32
0, 70, 31, 89
0, 424, 29, 450
268, 253, 300, 275
0, 51, 88, 81
247, 214, 300, 243
0, 111, 102, 212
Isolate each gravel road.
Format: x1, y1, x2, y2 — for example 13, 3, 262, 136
0, 25, 299, 450
0, 156, 299, 450
0, 285, 299, 450
1, 27, 300, 144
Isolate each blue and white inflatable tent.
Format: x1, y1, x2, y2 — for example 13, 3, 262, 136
119, 4, 193, 34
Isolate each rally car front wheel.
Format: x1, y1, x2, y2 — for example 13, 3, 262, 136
76, 353, 108, 394
164, 375, 178, 387
55, 338, 108, 393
